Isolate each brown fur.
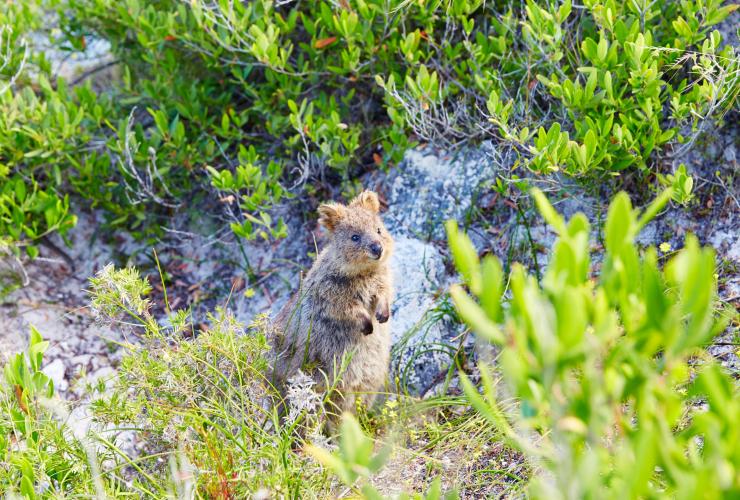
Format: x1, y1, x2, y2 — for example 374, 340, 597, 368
272, 190, 394, 416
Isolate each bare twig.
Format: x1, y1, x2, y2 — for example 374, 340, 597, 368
0, 26, 29, 94
70, 59, 120, 86
117, 108, 182, 209
663, 47, 740, 159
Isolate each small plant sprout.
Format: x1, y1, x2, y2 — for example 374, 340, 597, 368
88, 264, 155, 328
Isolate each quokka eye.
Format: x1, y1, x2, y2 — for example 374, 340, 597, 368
351, 234, 360, 242
377, 228, 381, 235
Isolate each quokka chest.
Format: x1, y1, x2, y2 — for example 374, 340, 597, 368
322, 274, 383, 307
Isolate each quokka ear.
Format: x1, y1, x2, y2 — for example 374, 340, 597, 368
317, 203, 346, 231
349, 190, 380, 213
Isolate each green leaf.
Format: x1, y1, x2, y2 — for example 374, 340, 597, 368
479, 255, 504, 322
636, 188, 672, 230
449, 285, 504, 343
445, 220, 481, 294
531, 188, 565, 233
20, 475, 36, 500
26, 245, 39, 260
605, 192, 633, 252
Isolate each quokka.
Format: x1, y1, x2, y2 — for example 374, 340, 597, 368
272, 190, 394, 417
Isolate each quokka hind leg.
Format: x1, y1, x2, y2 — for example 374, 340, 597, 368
267, 366, 293, 424
360, 391, 381, 412
363, 376, 392, 410
325, 392, 382, 438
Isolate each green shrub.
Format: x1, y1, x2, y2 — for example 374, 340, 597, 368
379, 0, 737, 176
524, 0, 738, 174
1, 325, 210, 497
2, 0, 735, 255
1, 0, 291, 251
1, 265, 337, 497
1, 327, 113, 497
447, 189, 739, 498
0, 3, 82, 258
659, 162, 695, 204
87, 264, 334, 497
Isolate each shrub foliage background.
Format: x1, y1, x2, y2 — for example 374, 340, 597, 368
1, 0, 737, 253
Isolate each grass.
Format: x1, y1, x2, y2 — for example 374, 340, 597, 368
0, 250, 527, 498
368, 403, 527, 498
1, 262, 524, 498
1, 333, 522, 498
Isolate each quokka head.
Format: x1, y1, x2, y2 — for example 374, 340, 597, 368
317, 190, 394, 273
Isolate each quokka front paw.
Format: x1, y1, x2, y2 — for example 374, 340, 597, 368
360, 313, 374, 335
375, 308, 389, 324
375, 299, 390, 323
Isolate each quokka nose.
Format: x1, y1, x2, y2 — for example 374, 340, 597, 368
369, 242, 383, 258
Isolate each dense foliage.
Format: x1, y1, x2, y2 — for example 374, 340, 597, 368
1, 0, 736, 256
448, 189, 739, 498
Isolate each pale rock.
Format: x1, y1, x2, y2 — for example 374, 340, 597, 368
43, 358, 68, 392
